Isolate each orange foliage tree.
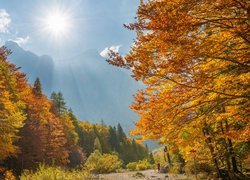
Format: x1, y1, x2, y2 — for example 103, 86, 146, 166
107, 0, 249, 176
0, 48, 26, 160
16, 78, 69, 170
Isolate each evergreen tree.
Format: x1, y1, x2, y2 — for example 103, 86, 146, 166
145, 144, 149, 152
117, 123, 126, 143
100, 119, 106, 127
108, 126, 119, 151
69, 108, 77, 123
132, 139, 139, 161
50, 91, 68, 116
68, 109, 81, 138
148, 152, 155, 164
33, 78, 42, 98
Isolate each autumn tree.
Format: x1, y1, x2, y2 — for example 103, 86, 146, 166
107, 0, 249, 177
17, 79, 69, 170
0, 48, 26, 160
50, 92, 86, 168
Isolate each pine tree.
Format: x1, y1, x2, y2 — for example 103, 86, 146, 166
148, 152, 155, 164
50, 91, 68, 116
32, 78, 42, 98
117, 123, 126, 143
108, 126, 119, 151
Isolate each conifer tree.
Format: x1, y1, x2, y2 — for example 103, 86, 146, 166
148, 152, 155, 164
32, 78, 42, 98
50, 91, 68, 116
117, 123, 126, 143
108, 126, 119, 151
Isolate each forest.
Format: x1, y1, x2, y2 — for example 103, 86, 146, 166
0, 0, 249, 179
0, 48, 152, 179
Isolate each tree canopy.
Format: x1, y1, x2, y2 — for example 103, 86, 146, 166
107, 0, 249, 177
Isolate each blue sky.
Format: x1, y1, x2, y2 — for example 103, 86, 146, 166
0, 0, 139, 61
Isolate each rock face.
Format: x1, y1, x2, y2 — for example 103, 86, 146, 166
5, 41, 54, 94
5, 41, 142, 132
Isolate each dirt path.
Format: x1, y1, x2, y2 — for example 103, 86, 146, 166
94, 170, 191, 180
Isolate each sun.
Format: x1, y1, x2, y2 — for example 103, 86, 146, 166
43, 10, 71, 38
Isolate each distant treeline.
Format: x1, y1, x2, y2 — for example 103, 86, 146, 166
0, 47, 149, 175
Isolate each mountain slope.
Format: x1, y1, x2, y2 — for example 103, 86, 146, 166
5, 41, 54, 94
5, 41, 142, 131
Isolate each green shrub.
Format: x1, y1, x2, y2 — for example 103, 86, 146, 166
20, 164, 91, 180
85, 150, 122, 174
126, 159, 152, 171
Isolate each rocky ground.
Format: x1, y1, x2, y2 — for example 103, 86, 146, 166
94, 169, 192, 180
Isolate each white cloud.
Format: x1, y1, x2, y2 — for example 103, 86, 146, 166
0, 9, 11, 33
12, 36, 30, 46
100, 45, 121, 59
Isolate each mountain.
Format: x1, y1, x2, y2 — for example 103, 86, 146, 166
5, 41, 142, 132
5, 41, 54, 94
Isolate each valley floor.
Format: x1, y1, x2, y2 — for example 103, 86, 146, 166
94, 169, 191, 180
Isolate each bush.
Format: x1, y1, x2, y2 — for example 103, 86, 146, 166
4, 170, 16, 180
68, 147, 87, 168
85, 150, 122, 174
169, 164, 182, 174
20, 164, 91, 180
126, 159, 152, 171
184, 161, 213, 175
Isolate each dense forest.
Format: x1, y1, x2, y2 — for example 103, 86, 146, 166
0, 48, 150, 177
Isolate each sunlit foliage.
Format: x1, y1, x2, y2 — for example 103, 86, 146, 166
107, 0, 249, 177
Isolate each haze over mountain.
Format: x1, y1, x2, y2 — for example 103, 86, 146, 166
5, 41, 142, 131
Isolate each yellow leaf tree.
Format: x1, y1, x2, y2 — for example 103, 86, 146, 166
0, 48, 26, 160
107, 0, 249, 177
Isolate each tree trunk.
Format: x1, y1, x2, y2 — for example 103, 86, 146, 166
220, 121, 231, 171
203, 125, 222, 178
164, 145, 172, 166
228, 139, 239, 173
225, 120, 239, 173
